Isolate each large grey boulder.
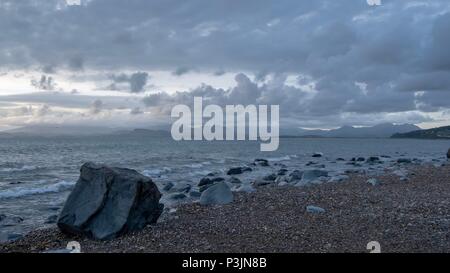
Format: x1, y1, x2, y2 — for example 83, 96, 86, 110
200, 182, 233, 205
57, 162, 163, 240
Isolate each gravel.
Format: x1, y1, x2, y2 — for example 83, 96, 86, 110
2, 164, 450, 253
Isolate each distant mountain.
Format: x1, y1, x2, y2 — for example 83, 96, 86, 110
2, 125, 172, 138
282, 123, 421, 138
391, 125, 450, 139
4, 125, 120, 136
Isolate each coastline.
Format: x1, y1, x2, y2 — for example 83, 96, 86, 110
1, 163, 450, 253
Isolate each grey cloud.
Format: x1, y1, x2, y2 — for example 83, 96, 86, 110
90, 99, 103, 114
172, 67, 190, 76
1, 0, 450, 127
31, 75, 56, 90
108, 72, 149, 92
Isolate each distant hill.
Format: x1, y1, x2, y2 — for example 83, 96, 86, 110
3, 125, 120, 137
282, 123, 421, 138
1, 125, 172, 138
391, 125, 450, 139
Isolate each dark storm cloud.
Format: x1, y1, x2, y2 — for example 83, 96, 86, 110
31, 75, 56, 90
1, 0, 450, 127
107, 72, 149, 93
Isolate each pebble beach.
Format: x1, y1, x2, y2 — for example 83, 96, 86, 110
2, 163, 450, 253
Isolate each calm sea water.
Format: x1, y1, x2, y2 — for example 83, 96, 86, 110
1, 134, 450, 240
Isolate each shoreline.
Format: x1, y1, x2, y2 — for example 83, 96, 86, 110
1, 163, 450, 253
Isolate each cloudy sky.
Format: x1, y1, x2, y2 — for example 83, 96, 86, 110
1, 0, 450, 131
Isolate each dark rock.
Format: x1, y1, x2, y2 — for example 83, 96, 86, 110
288, 170, 303, 181
345, 169, 361, 174
312, 153, 323, 158
57, 162, 163, 240
253, 180, 272, 187
0, 214, 5, 222
228, 177, 242, 184
263, 173, 277, 181
45, 215, 58, 224
447, 149, 450, 159
336, 158, 346, 161
198, 176, 225, 187
254, 159, 269, 167
200, 182, 233, 205
162, 182, 174, 191
305, 161, 317, 166
227, 167, 244, 175
357, 157, 366, 162
397, 158, 412, 164
366, 156, 380, 163
277, 169, 288, 176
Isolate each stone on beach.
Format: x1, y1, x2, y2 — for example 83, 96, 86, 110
57, 162, 164, 240
198, 176, 225, 187
253, 180, 272, 187
301, 170, 328, 182
367, 178, 379, 186
200, 182, 234, 205
162, 182, 174, 191
287, 170, 303, 182
168, 193, 187, 200
254, 158, 269, 167
312, 152, 323, 158
236, 184, 256, 193
366, 157, 381, 163
277, 169, 288, 176
227, 167, 251, 175
306, 205, 326, 214
263, 173, 277, 181
228, 177, 242, 184
447, 148, 450, 159
397, 158, 412, 164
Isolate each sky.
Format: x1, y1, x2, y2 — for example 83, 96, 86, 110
1, 0, 450, 131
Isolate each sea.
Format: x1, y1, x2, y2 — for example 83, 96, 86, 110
1, 134, 450, 241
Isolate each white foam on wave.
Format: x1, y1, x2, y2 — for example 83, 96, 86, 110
142, 167, 171, 176
0, 180, 75, 200
183, 161, 212, 168
267, 155, 296, 162
0, 165, 38, 173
